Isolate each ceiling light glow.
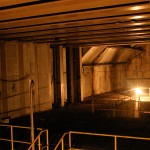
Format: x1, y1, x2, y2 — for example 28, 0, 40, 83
131, 6, 143, 10
132, 16, 143, 19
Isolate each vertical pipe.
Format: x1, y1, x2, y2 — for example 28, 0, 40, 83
114, 136, 117, 150
29, 79, 35, 150
69, 132, 71, 149
46, 130, 49, 150
11, 126, 14, 150
38, 136, 41, 150
61, 139, 64, 150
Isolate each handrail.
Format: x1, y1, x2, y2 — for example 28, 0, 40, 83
70, 131, 150, 140
0, 124, 46, 150
92, 98, 139, 115
53, 131, 150, 150
53, 132, 69, 150
0, 124, 43, 130
28, 129, 49, 150
0, 137, 31, 144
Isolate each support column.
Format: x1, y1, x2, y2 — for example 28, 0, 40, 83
60, 46, 67, 107
66, 47, 82, 104
66, 47, 74, 104
52, 44, 61, 108
73, 47, 81, 103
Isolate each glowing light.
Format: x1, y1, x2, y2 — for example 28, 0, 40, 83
131, 6, 143, 10
135, 88, 143, 95
132, 16, 143, 19
130, 28, 142, 31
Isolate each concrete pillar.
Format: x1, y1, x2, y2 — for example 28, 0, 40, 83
52, 44, 61, 107
66, 46, 74, 104
80, 48, 84, 101
66, 47, 82, 104
60, 46, 67, 107
73, 47, 81, 103
52, 44, 67, 107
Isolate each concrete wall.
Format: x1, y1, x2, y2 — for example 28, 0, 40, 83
0, 41, 53, 119
110, 64, 127, 90
93, 65, 112, 94
81, 64, 126, 98
81, 66, 93, 97
1, 40, 149, 118
126, 44, 150, 89
81, 44, 150, 99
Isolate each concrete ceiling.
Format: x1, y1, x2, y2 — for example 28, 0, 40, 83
82, 45, 145, 66
0, 0, 150, 46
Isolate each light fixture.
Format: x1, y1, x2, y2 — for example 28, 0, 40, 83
135, 88, 143, 95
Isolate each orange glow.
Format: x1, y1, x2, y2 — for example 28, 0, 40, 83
130, 6, 144, 10
135, 88, 143, 95
131, 16, 143, 19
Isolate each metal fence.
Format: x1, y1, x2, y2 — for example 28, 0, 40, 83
54, 131, 150, 150
0, 124, 49, 150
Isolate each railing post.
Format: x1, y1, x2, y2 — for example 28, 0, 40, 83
29, 79, 35, 150
38, 136, 41, 150
114, 136, 117, 150
92, 100, 94, 113
61, 139, 64, 150
46, 130, 49, 150
10, 126, 14, 150
69, 132, 71, 149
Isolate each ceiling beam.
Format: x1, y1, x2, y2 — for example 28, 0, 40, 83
0, 0, 149, 46
36, 37, 150, 46
1, 17, 150, 35
34, 35, 150, 43
18, 32, 150, 43
1, 24, 150, 39
83, 62, 126, 66
0, 0, 39, 7
0, 2, 149, 22
19, 30, 150, 42
110, 45, 145, 51
0, 12, 150, 30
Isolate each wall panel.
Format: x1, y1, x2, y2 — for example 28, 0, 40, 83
127, 44, 150, 89
0, 41, 53, 119
36, 43, 52, 111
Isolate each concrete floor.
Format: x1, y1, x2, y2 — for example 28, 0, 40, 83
0, 100, 150, 149
6, 102, 150, 149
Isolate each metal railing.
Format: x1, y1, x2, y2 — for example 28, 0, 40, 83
91, 96, 135, 113
91, 98, 142, 118
54, 131, 150, 150
28, 129, 49, 150
0, 124, 49, 150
